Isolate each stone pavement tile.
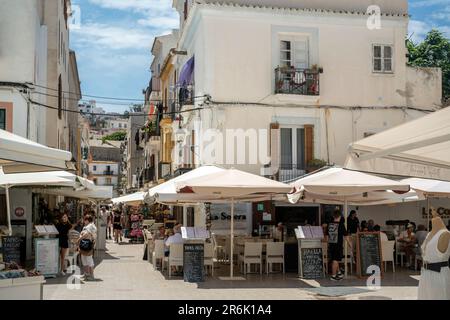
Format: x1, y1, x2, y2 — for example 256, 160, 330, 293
43, 239, 420, 300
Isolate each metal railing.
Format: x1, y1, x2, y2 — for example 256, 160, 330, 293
263, 164, 306, 182
103, 170, 115, 176
275, 67, 320, 95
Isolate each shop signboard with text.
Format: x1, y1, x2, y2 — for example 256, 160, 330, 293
210, 203, 252, 235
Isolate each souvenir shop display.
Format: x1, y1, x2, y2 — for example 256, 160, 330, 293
129, 211, 144, 244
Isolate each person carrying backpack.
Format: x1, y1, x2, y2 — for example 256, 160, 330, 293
78, 215, 97, 281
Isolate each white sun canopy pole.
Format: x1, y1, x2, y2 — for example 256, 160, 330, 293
288, 167, 411, 277
176, 168, 293, 280
345, 108, 450, 181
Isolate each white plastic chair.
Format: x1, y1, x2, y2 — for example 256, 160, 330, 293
266, 242, 285, 274
395, 238, 406, 266
204, 242, 214, 276
211, 233, 224, 262
238, 242, 263, 275
381, 240, 396, 273
64, 241, 79, 272
164, 243, 184, 278
152, 240, 165, 271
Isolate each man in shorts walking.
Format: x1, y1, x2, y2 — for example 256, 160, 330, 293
78, 215, 97, 281
327, 209, 350, 281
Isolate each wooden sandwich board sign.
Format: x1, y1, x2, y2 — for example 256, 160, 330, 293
356, 232, 384, 278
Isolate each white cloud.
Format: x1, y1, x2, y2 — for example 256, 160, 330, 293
408, 20, 430, 43
430, 6, 450, 20
410, 0, 450, 8
72, 23, 154, 50
138, 16, 179, 29
88, 0, 174, 14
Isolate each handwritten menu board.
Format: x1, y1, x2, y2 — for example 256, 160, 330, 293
356, 232, 383, 277
35, 238, 59, 276
300, 248, 324, 279
183, 243, 204, 283
1, 236, 25, 265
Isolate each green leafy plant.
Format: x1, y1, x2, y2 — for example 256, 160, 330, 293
407, 29, 450, 104
307, 158, 328, 168
102, 131, 126, 143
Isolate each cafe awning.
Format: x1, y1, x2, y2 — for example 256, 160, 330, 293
111, 191, 146, 206
401, 177, 450, 198
345, 108, 450, 181
0, 129, 73, 174
289, 167, 410, 198
178, 56, 194, 87
146, 165, 226, 205
34, 186, 113, 201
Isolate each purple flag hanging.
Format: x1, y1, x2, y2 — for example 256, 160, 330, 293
178, 56, 195, 87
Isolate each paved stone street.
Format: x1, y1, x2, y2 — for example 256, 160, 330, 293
43, 240, 420, 300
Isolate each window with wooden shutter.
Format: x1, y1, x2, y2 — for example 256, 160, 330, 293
304, 125, 314, 166
373, 44, 393, 73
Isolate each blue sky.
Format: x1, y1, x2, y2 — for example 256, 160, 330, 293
70, 0, 449, 113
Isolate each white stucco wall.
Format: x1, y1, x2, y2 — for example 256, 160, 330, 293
354, 198, 450, 230
179, 5, 440, 110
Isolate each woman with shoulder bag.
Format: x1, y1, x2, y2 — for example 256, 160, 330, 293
78, 215, 97, 281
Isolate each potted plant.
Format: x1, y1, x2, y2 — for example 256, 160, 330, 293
306, 158, 328, 173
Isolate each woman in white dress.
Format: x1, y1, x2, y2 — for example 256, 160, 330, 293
418, 228, 450, 300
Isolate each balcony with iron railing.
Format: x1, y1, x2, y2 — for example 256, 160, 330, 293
263, 161, 327, 182
103, 170, 116, 176
275, 67, 321, 96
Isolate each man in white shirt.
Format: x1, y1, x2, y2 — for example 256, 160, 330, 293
165, 224, 183, 247
165, 224, 184, 275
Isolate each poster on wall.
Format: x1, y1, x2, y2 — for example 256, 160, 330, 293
210, 203, 251, 235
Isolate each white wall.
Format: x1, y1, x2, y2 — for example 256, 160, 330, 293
354, 198, 450, 230
179, 5, 440, 110
8, 188, 33, 260
184, 105, 426, 175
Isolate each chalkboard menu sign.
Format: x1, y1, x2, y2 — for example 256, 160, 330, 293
183, 243, 204, 283
356, 232, 383, 277
300, 248, 324, 279
1, 236, 25, 265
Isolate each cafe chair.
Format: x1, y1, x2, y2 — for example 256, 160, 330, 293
381, 240, 396, 273
239, 242, 263, 275
211, 233, 225, 262
338, 243, 355, 275
266, 242, 285, 274
204, 243, 215, 276
395, 238, 406, 267
65, 239, 80, 273
165, 243, 184, 278
147, 238, 155, 264
152, 240, 165, 271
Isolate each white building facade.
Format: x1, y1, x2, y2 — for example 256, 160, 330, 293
169, 0, 443, 229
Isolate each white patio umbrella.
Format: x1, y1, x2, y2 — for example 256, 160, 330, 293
401, 177, 450, 231
146, 165, 226, 205
288, 167, 411, 277
0, 172, 74, 235
111, 191, 146, 206
176, 168, 293, 279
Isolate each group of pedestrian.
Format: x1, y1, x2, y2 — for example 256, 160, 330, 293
55, 211, 97, 281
